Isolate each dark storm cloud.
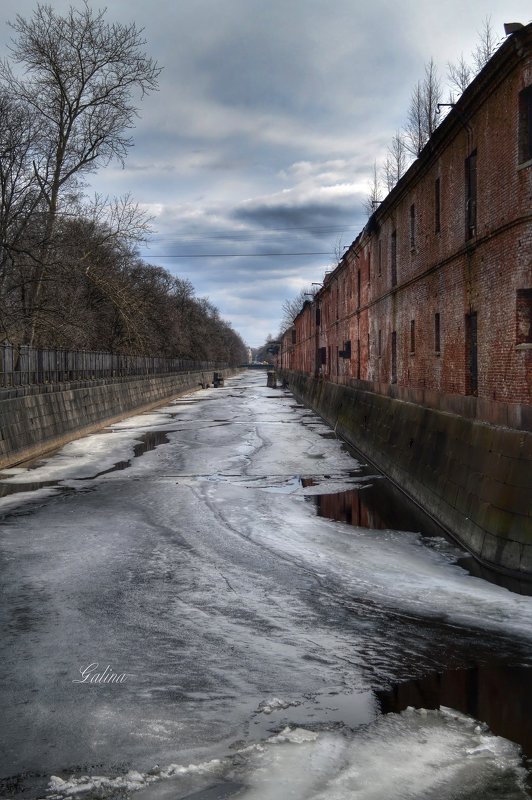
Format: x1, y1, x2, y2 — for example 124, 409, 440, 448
232, 199, 361, 234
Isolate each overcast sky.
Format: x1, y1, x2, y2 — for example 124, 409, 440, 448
1, 1, 530, 347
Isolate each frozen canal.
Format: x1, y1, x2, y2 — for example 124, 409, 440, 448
1, 371, 531, 799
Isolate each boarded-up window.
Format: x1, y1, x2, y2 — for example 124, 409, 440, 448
516, 289, 532, 344
519, 85, 532, 164
434, 177, 441, 234
391, 331, 397, 384
434, 312, 441, 353
465, 150, 477, 239
391, 230, 397, 286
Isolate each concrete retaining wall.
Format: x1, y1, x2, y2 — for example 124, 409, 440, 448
283, 370, 532, 578
0, 368, 237, 469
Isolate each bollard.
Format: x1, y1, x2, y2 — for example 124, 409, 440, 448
266, 371, 277, 388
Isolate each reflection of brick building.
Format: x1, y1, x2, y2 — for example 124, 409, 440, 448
282, 24, 532, 429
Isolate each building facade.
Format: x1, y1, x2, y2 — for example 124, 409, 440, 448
281, 23, 532, 430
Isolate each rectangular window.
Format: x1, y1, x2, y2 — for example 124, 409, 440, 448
378, 329, 382, 357
410, 319, 416, 354
516, 289, 532, 344
391, 230, 397, 286
391, 330, 397, 384
291, 328, 296, 344
368, 250, 371, 284
378, 240, 382, 276
316, 307, 321, 326
410, 204, 415, 250
519, 85, 532, 164
339, 340, 351, 358
465, 312, 478, 396
357, 338, 361, 380
434, 177, 441, 234
434, 312, 441, 353
319, 346, 327, 365
465, 150, 477, 239
357, 269, 361, 307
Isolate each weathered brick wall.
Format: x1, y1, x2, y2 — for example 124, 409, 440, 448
281, 26, 531, 427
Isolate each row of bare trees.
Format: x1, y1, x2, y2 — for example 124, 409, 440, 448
365, 17, 500, 211
0, 2, 247, 365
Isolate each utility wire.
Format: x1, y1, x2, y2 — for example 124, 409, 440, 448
141, 252, 333, 258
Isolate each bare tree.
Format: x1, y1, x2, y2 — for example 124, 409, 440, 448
0, 94, 44, 337
447, 54, 473, 99
364, 161, 383, 216
404, 59, 442, 157
0, 2, 161, 343
280, 286, 317, 330
382, 131, 409, 192
472, 16, 498, 71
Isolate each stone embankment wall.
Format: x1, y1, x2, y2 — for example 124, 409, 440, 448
0, 368, 237, 469
283, 370, 532, 579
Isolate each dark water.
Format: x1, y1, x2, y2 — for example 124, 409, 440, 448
304, 435, 532, 597
378, 664, 532, 763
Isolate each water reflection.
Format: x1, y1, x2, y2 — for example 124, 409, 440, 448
306, 476, 443, 536
0, 479, 59, 498
305, 468, 532, 596
377, 663, 532, 760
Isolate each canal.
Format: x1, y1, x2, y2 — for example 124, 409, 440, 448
0, 371, 531, 799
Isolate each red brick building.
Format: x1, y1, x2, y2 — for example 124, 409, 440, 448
281, 23, 532, 430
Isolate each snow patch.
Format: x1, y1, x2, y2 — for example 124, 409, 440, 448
44, 711, 528, 800
257, 697, 302, 714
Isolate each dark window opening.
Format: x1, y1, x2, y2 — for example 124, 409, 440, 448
434, 312, 441, 353
378, 240, 382, 276
391, 330, 397, 384
368, 250, 371, 284
357, 269, 361, 307
519, 85, 532, 164
410, 204, 416, 250
319, 346, 327, 365
339, 340, 352, 358
316, 307, 321, 326
465, 312, 478, 396
378, 329, 382, 357
291, 328, 296, 344
357, 338, 361, 380
391, 230, 397, 287
434, 177, 441, 234
516, 289, 532, 344
465, 150, 477, 239
410, 319, 416, 354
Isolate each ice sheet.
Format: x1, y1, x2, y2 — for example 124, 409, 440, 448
44, 709, 528, 800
